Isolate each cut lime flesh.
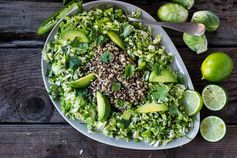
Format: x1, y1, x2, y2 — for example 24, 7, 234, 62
202, 85, 227, 111
182, 90, 203, 116
200, 116, 226, 142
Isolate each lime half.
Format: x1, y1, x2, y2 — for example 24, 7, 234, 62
182, 90, 203, 116
202, 85, 227, 111
200, 116, 226, 142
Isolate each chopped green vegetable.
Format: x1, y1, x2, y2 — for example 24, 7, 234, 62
37, 0, 83, 35
107, 31, 125, 50
171, 0, 194, 9
121, 24, 134, 37
100, 51, 112, 63
191, 11, 220, 32
69, 56, 81, 70
112, 82, 122, 92
183, 33, 208, 54
124, 64, 135, 78
97, 35, 107, 45
68, 73, 96, 88
158, 3, 188, 22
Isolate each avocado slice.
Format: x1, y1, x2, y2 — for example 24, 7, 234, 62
149, 69, 177, 83
68, 73, 96, 88
107, 31, 125, 50
96, 91, 111, 121
61, 30, 89, 42
121, 109, 133, 120
136, 103, 168, 113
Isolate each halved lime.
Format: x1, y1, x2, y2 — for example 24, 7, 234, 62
202, 85, 227, 111
182, 90, 203, 116
200, 116, 226, 142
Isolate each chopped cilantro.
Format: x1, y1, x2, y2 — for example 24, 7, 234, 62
124, 64, 135, 78
69, 56, 81, 70
97, 35, 106, 45
112, 82, 121, 92
100, 51, 112, 63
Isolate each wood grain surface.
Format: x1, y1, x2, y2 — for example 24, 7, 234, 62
0, 0, 237, 46
0, 0, 237, 157
0, 124, 237, 158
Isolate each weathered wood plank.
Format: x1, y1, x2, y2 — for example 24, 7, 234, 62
0, 124, 168, 158
0, 47, 236, 123
0, 0, 237, 46
168, 125, 237, 158
0, 124, 237, 158
0, 48, 65, 123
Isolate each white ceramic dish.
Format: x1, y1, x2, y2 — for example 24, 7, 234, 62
41, 0, 200, 150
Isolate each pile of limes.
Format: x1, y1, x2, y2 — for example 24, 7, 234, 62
181, 51, 233, 142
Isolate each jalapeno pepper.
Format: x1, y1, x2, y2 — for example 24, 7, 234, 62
37, 0, 83, 35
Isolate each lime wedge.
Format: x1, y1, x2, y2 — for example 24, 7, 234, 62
202, 85, 227, 111
182, 90, 203, 116
200, 116, 226, 142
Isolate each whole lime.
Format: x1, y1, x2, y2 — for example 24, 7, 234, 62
201, 52, 233, 82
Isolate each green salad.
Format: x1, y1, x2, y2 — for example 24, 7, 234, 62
43, 7, 193, 146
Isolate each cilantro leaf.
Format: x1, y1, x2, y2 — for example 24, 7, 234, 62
169, 104, 179, 116
76, 88, 88, 97
97, 35, 106, 45
69, 56, 81, 70
151, 84, 169, 102
112, 82, 121, 92
121, 24, 134, 37
77, 42, 89, 55
62, 46, 68, 54
100, 51, 112, 63
124, 64, 135, 78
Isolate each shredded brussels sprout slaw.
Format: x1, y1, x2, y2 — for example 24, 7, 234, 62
43, 8, 193, 146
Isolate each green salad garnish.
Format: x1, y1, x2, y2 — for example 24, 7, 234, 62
43, 7, 194, 147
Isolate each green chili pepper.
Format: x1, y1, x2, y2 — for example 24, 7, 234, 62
37, 0, 83, 35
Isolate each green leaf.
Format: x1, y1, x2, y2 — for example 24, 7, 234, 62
62, 46, 68, 54
115, 99, 125, 108
177, 73, 186, 84
69, 56, 81, 70
153, 63, 161, 76
121, 24, 134, 37
183, 33, 207, 54
97, 35, 106, 45
112, 82, 121, 92
151, 84, 169, 102
77, 42, 89, 55
100, 51, 112, 63
70, 37, 81, 47
169, 104, 179, 116
124, 64, 135, 78
76, 88, 88, 97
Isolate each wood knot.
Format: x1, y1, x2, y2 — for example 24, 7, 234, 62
17, 89, 54, 122
24, 97, 45, 114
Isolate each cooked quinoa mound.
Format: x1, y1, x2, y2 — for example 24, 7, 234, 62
89, 42, 148, 108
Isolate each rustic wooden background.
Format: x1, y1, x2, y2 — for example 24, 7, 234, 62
0, 0, 236, 157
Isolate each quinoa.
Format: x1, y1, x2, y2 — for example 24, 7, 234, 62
88, 42, 148, 109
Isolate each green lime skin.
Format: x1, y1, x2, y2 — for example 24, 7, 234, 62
201, 52, 233, 82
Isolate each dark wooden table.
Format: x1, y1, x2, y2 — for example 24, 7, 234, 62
0, 0, 237, 157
